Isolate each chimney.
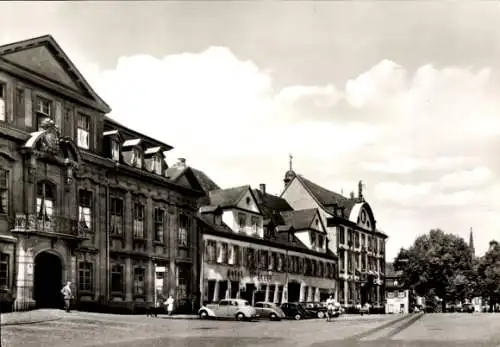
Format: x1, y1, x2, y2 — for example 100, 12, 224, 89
358, 180, 364, 202
259, 183, 266, 204
350, 191, 355, 199
176, 158, 186, 168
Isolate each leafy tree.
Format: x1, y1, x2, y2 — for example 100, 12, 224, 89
394, 229, 475, 311
476, 240, 500, 311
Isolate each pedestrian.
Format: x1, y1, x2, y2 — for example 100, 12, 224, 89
61, 281, 73, 313
325, 295, 335, 322
164, 295, 175, 316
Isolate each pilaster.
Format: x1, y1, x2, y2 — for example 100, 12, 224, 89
125, 257, 133, 301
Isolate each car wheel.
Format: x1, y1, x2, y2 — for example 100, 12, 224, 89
236, 312, 245, 321
199, 310, 208, 319
270, 313, 277, 321
294, 314, 301, 320
317, 311, 325, 319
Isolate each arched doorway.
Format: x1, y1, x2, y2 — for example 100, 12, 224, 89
34, 252, 63, 308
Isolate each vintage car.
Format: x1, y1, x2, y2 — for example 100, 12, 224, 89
198, 299, 258, 321
254, 301, 286, 321
280, 302, 317, 320
300, 302, 328, 318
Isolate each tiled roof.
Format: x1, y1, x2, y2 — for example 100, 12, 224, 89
252, 189, 292, 226
297, 175, 357, 216
280, 209, 318, 231
191, 168, 220, 193
209, 185, 250, 208
165, 166, 185, 181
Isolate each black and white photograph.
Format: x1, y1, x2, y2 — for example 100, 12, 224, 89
1, 1, 500, 346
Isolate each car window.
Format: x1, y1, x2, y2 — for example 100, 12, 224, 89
240, 300, 249, 306
255, 303, 263, 308
219, 300, 229, 306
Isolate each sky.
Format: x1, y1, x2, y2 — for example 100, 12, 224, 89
3, 1, 500, 261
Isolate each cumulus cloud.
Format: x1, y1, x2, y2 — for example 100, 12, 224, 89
82, 47, 500, 259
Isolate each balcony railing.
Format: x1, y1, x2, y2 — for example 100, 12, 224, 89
13, 213, 89, 238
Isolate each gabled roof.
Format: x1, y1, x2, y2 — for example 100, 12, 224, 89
280, 208, 323, 231
165, 165, 220, 196
209, 185, 251, 209
252, 189, 293, 226
0, 34, 110, 113
294, 175, 357, 217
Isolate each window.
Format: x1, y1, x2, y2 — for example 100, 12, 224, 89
355, 232, 360, 248
233, 245, 240, 266
250, 216, 259, 235
152, 155, 163, 175
0, 253, 8, 288
206, 240, 216, 263
132, 148, 142, 169
178, 215, 189, 247
78, 190, 92, 231
111, 140, 120, 161
268, 252, 274, 270
361, 234, 366, 248
110, 197, 123, 236
259, 250, 268, 270
77, 113, 90, 149
133, 202, 145, 239
228, 244, 235, 265
318, 235, 324, 248
361, 254, 366, 270
78, 262, 93, 292
0, 83, 5, 121
111, 264, 124, 293
215, 214, 222, 225
134, 267, 145, 296
154, 208, 165, 242
339, 226, 345, 244
36, 96, 52, 129
339, 250, 345, 271
277, 253, 283, 272
217, 242, 228, 264
0, 169, 8, 214
36, 182, 54, 222
311, 232, 317, 248
15, 88, 24, 121
237, 212, 246, 233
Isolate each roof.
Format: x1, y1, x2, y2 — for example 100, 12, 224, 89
280, 209, 319, 231
209, 185, 250, 208
0, 34, 110, 113
296, 175, 357, 217
385, 262, 402, 278
144, 146, 163, 155
104, 116, 174, 151
191, 168, 220, 193
122, 139, 142, 148
252, 189, 293, 226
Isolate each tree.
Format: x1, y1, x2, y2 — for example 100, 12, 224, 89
394, 229, 475, 311
476, 240, 500, 311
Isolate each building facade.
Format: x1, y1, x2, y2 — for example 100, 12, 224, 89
0, 35, 204, 312
197, 185, 337, 306
384, 262, 410, 314
280, 166, 387, 310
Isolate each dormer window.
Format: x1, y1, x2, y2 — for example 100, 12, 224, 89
122, 139, 142, 169
111, 140, 120, 161
103, 130, 121, 162
144, 147, 165, 175
77, 113, 90, 150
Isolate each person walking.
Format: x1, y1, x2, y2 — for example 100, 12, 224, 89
61, 281, 73, 313
164, 295, 175, 316
326, 295, 335, 322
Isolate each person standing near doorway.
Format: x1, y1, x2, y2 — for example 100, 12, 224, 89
164, 295, 175, 316
61, 281, 72, 313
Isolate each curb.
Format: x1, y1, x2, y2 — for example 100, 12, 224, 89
1, 317, 62, 326
158, 315, 199, 320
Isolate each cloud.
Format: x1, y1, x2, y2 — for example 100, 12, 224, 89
82, 48, 500, 260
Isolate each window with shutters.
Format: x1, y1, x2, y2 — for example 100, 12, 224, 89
0, 83, 5, 122
77, 113, 90, 149
154, 208, 165, 242
133, 202, 145, 240
78, 190, 92, 231
206, 240, 216, 263
110, 197, 123, 236
178, 214, 189, 248
0, 169, 8, 214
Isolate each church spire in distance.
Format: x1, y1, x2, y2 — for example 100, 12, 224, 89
283, 153, 296, 187
469, 227, 475, 257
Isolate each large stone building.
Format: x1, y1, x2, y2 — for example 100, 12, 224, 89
196, 184, 337, 307
280, 162, 387, 310
0, 35, 207, 312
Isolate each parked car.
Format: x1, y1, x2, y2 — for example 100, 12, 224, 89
280, 302, 317, 320
198, 299, 257, 321
300, 302, 328, 318
0, 287, 14, 313
254, 301, 286, 321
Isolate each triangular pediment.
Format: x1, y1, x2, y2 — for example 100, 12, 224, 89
0, 35, 110, 113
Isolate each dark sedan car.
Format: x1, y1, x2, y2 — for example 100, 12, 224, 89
300, 302, 328, 318
280, 302, 317, 320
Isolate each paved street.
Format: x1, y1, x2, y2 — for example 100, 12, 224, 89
2, 312, 500, 347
